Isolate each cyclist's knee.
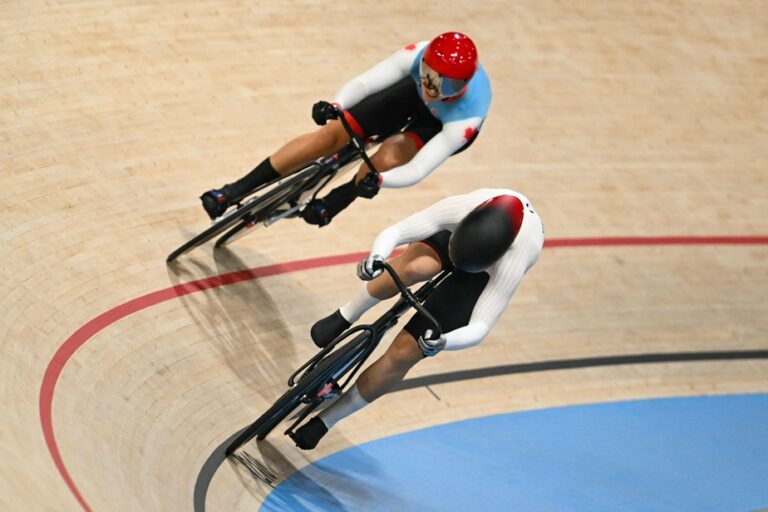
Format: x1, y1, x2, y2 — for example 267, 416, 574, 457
399, 260, 436, 284
371, 136, 414, 171
386, 330, 423, 369
370, 149, 399, 171
318, 120, 349, 151
397, 245, 442, 284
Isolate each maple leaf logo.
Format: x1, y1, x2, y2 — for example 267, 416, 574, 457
464, 126, 478, 141
404, 43, 417, 51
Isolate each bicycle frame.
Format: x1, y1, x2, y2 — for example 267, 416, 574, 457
212, 146, 365, 246
282, 263, 452, 436
225, 262, 452, 454
166, 108, 401, 261
243, 110, 386, 228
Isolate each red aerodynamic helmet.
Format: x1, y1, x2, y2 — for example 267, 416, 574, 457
420, 32, 478, 98
423, 32, 478, 80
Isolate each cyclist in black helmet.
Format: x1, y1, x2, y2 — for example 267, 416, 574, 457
291, 188, 545, 450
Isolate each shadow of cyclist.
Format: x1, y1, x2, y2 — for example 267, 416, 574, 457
165, 248, 295, 397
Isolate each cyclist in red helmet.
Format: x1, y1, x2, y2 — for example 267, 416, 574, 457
291, 188, 545, 450
200, 32, 492, 226
419, 31, 478, 99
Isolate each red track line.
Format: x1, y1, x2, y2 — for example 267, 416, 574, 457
39, 251, 372, 512
544, 236, 768, 247
38, 236, 768, 511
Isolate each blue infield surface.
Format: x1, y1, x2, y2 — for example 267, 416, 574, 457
261, 393, 768, 511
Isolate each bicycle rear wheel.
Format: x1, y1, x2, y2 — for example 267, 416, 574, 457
255, 332, 371, 439
166, 164, 319, 262
212, 213, 260, 249
214, 168, 318, 248
166, 201, 259, 262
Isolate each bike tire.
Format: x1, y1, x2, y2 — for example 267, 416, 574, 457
214, 171, 316, 248
166, 205, 258, 263
213, 213, 261, 249
255, 333, 371, 440
166, 165, 318, 262
226, 387, 303, 455
226, 331, 371, 454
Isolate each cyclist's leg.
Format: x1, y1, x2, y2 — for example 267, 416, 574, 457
302, 77, 419, 225
347, 268, 491, 406
304, 126, 475, 222
353, 132, 419, 182
349, 94, 445, 184
308, 100, 442, 224
201, 122, 349, 218
366, 236, 446, 299
355, 328, 423, 401
294, 268, 490, 449
319, 112, 474, 218
310, 120, 476, 221
310, 239, 444, 348
269, 120, 350, 174
303, 134, 418, 225
293, 328, 424, 450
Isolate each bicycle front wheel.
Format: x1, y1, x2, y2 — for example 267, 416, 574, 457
257, 332, 371, 440
166, 203, 257, 262
226, 385, 304, 455
226, 331, 372, 454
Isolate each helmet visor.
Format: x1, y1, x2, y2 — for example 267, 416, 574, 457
419, 59, 468, 99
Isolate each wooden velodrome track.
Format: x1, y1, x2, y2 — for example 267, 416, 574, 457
2, 1, 767, 510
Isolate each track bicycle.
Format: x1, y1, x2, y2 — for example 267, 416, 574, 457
167, 112, 399, 262
226, 260, 451, 455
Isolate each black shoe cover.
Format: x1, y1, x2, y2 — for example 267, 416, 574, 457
311, 310, 351, 348
291, 417, 329, 450
200, 189, 230, 219
301, 199, 332, 227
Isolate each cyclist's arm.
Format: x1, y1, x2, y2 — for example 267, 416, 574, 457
333, 41, 428, 110
442, 254, 529, 351
380, 118, 483, 189
368, 193, 481, 259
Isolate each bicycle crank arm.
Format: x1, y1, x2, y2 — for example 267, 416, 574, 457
263, 200, 308, 227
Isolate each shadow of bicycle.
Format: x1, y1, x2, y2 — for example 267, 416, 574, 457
234, 439, 380, 512
165, 246, 298, 398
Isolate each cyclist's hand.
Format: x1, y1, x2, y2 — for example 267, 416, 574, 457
417, 329, 445, 357
356, 171, 381, 199
312, 101, 340, 126
356, 255, 383, 281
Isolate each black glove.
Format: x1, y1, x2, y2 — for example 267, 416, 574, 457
356, 172, 381, 199
312, 101, 340, 126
